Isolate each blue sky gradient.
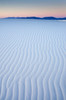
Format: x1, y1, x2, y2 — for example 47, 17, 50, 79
0, 0, 66, 18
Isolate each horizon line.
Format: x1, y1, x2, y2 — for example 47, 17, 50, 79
0, 16, 66, 19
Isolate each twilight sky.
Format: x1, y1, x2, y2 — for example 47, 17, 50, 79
0, 0, 66, 18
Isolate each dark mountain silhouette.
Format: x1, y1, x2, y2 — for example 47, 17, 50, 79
3, 17, 66, 20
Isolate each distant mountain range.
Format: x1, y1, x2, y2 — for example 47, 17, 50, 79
2, 17, 66, 20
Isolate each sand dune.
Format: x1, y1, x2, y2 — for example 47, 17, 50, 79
0, 19, 66, 100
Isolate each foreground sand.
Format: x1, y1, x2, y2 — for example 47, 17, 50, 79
0, 19, 66, 100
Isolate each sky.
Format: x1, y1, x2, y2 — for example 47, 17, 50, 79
0, 0, 66, 18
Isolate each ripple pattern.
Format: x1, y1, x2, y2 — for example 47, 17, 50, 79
0, 19, 66, 100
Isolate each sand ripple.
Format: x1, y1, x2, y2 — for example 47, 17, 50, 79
0, 20, 66, 100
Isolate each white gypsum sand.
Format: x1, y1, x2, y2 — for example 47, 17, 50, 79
0, 19, 66, 100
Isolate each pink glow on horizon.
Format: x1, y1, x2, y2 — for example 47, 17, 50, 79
0, 6, 66, 18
